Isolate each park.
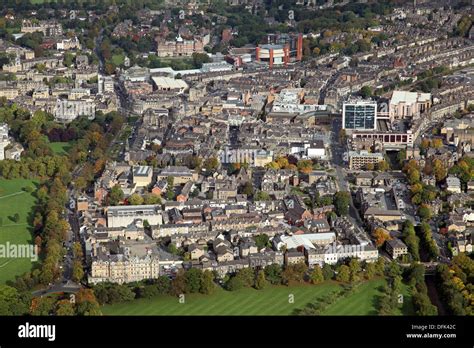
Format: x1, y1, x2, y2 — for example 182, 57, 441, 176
102, 278, 414, 316
0, 178, 38, 284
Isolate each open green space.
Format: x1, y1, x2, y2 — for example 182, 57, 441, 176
102, 279, 414, 316
50, 142, 72, 156
322, 278, 414, 315
111, 54, 125, 66
0, 179, 39, 284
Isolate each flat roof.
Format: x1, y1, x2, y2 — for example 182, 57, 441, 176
151, 76, 188, 90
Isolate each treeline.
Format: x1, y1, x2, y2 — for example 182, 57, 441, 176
408, 264, 438, 316
294, 283, 362, 315
418, 222, 439, 261
2, 103, 124, 293
92, 269, 216, 306
0, 285, 101, 316
378, 262, 404, 315
437, 254, 473, 315
90, 258, 387, 307
402, 221, 420, 262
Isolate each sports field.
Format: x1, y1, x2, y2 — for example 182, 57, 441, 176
0, 179, 38, 284
102, 279, 414, 316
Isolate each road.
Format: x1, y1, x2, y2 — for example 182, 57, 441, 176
329, 117, 364, 226
32, 280, 81, 297
94, 29, 105, 73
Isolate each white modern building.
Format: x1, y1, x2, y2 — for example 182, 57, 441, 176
106, 205, 163, 228
271, 88, 327, 114
389, 90, 431, 120
342, 99, 377, 130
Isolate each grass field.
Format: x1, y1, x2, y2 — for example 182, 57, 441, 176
50, 142, 71, 156
112, 54, 125, 66
322, 278, 414, 315
102, 279, 414, 316
0, 179, 38, 284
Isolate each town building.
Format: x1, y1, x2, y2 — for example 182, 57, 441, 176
342, 99, 377, 130
106, 205, 163, 228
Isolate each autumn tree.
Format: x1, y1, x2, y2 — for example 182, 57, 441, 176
128, 193, 144, 205
310, 265, 324, 284
373, 227, 392, 248
335, 265, 350, 283
254, 270, 269, 290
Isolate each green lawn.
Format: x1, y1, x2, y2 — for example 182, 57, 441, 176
50, 142, 71, 156
111, 54, 125, 66
0, 179, 39, 284
102, 279, 414, 316
103, 283, 340, 316
321, 278, 414, 315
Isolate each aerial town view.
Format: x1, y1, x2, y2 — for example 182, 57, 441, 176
0, 0, 473, 340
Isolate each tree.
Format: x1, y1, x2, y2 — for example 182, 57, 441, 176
365, 262, 376, 280
254, 270, 269, 290
31, 296, 55, 316
348, 259, 361, 283
76, 297, 102, 316
171, 270, 187, 296
104, 62, 116, 75
297, 159, 313, 174
167, 243, 178, 255
333, 191, 350, 216
322, 263, 334, 281
432, 159, 447, 182
55, 300, 75, 316
374, 258, 385, 276
282, 262, 308, 285
156, 276, 171, 294
359, 86, 372, 98
417, 204, 432, 221
192, 52, 211, 68
373, 227, 392, 247
200, 270, 216, 295
376, 160, 389, 172
254, 190, 271, 201
264, 264, 282, 285
310, 265, 324, 284
241, 181, 254, 197
144, 193, 161, 205
72, 260, 84, 283
386, 261, 402, 278
226, 275, 244, 291
185, 268, 203, 293
203, 157, 219, 173
0, 285, 30, 315
413, 291, 438, 316
128, 193, 144, 205
431, 138, 443, 148
137, 285, 159, 299
254, 234, 269, 250
109, 184, 124, 205
236, 268, 254, 288
402, 221, 420, 261
335, 265, 350, 283
12, 213, 20, 223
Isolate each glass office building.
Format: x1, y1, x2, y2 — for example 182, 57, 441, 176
342, 101, 377, 130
